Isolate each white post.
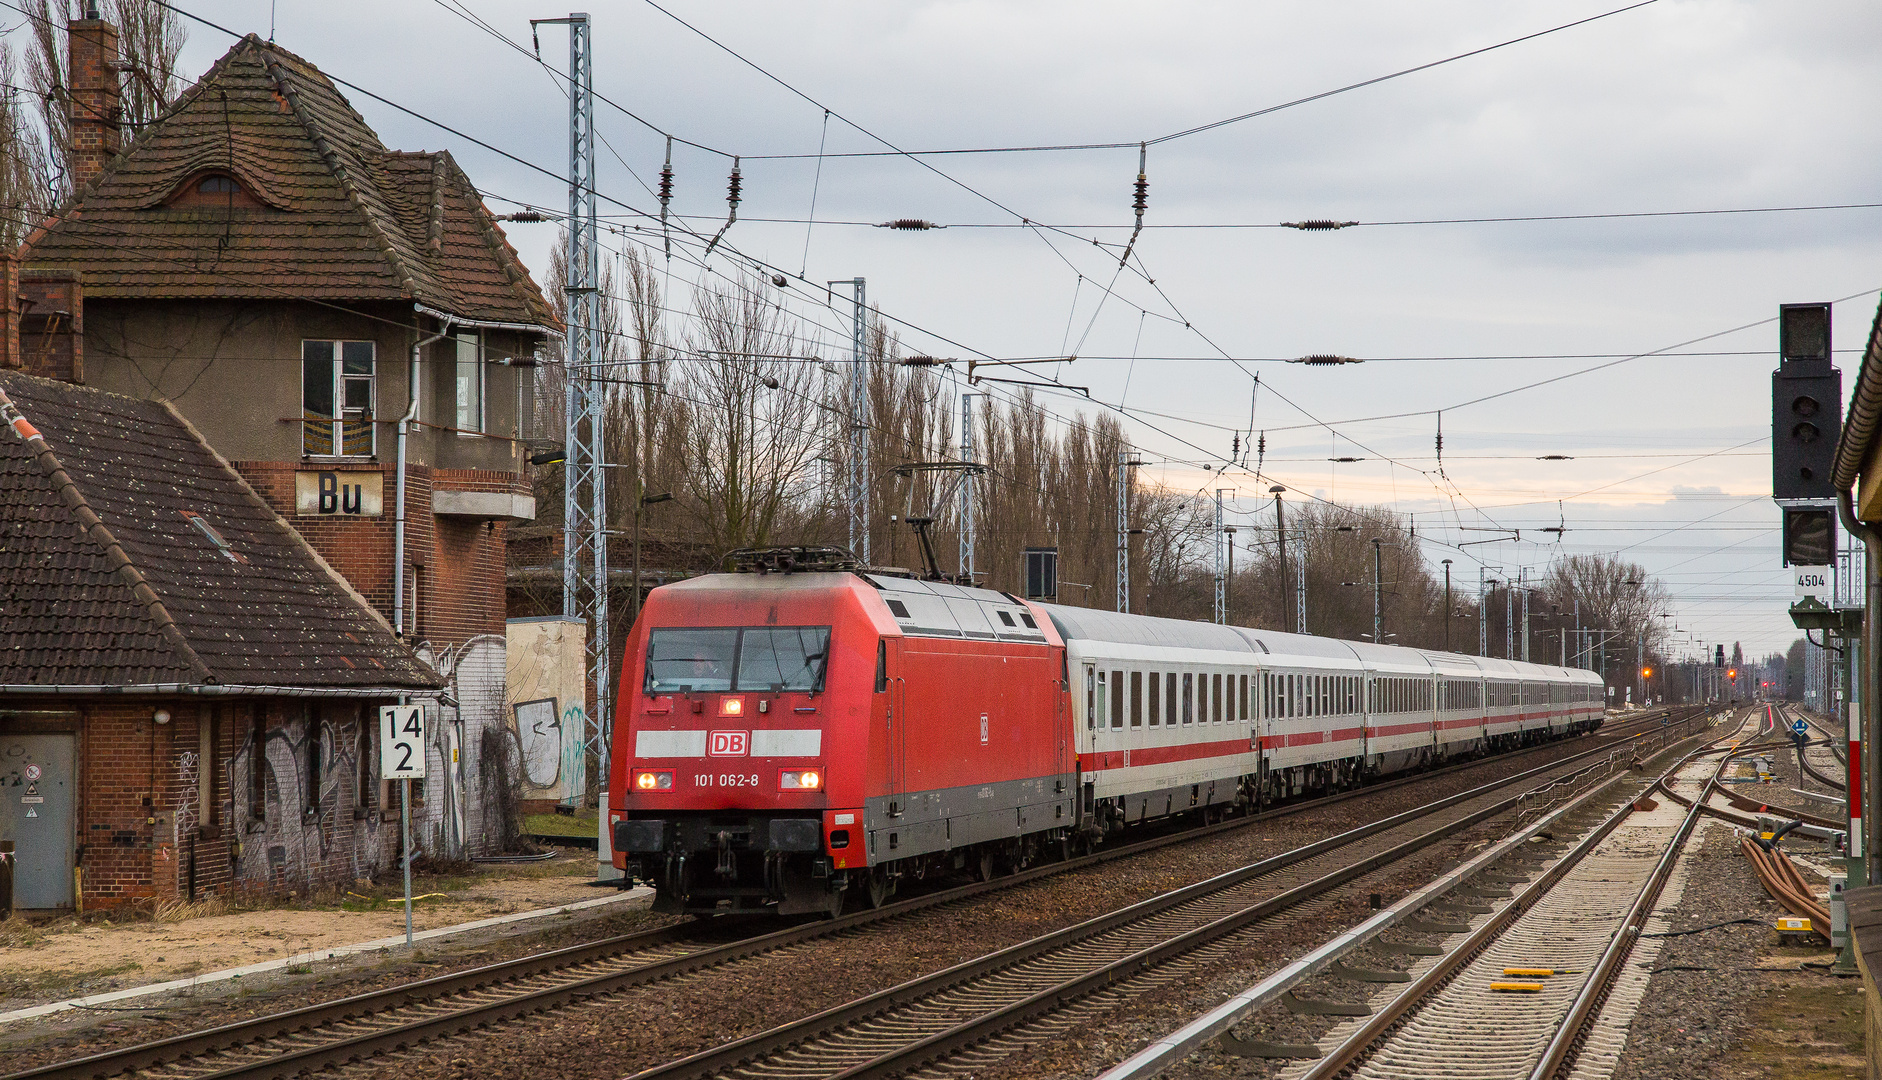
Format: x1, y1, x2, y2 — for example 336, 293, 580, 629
402, 777, 413, 947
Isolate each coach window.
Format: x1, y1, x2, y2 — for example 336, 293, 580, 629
1148, 671, 1161, 726
1239, 674, 1249, 721
1086, 667, 1096, 728
1130, 671, 1144, 728
1166, 672, 1178, 725
1182, 673, 1194, 723
1111, 669, 1125, 728
1094, 670, 1106, 729
1211, 673, 1222, 722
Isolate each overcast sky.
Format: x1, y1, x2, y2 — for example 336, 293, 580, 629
153, 0, 1882, 660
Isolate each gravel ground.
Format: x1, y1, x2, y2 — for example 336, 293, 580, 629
3, 718, 1675, 1079
1602, 823, 1794, 1080
360, 725, 1683, 1080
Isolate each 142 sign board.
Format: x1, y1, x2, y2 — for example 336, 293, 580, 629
379, 704, 427, 779
1792, 565, 1831, 601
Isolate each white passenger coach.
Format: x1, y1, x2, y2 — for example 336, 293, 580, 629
1042, 606, 1606, 826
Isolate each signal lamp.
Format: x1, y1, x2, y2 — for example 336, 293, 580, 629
634, 770, 674, 791
721, 698, 744, 716
780, 769, 823, 790
1642, 667, 1653, 678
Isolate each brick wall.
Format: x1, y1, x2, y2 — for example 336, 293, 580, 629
234, 461, 525, 648
17, 271, 83, 383
66, 17, 121, 192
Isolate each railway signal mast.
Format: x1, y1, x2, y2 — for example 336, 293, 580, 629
1771, 301, 1860, 971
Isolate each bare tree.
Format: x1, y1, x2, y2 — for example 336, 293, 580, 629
0, 48, 51, 248
22, 0, 184, 201
675, 274, 822, 557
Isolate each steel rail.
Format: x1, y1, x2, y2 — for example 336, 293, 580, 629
1296, 713, 1739, 1080
10, 709, 1683, 1080
1091, 703, 1727, 1080
629, 726, 1689, 1080
1526, 729, 1745, 1079
1778, 703, 1850, 790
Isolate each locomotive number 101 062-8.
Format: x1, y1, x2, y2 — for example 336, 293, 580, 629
696, 773, 762, 788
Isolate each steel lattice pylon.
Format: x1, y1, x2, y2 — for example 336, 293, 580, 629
543, 13, 607, 802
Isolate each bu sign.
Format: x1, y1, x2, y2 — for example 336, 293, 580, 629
707, 730, 749, 757
380, 704, 427, 778
295, 470, 384, 516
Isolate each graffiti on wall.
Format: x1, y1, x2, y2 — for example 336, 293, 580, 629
416, 634, 506, 858
227, 709, 385, 891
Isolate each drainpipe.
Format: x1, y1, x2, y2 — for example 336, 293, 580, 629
396, 316, 453, 637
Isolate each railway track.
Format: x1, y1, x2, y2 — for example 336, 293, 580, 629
1264, 713, 1747, 1080
7, 708, 1692, 1080
623, 712, 1715, 1080
1779, 702, 1850, 795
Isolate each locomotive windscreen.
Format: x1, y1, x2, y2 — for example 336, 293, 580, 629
645, 626, 831, 693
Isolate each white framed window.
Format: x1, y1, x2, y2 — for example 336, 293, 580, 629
455, 330, 484, 435
302, 340, 375, 457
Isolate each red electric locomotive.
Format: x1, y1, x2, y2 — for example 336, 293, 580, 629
610, 549, 1069, 915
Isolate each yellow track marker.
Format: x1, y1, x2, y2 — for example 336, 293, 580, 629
1491, 981, 1546, 992
1503, 968, 1556, 977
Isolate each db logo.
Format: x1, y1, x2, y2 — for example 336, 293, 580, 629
707, 730, 750, 757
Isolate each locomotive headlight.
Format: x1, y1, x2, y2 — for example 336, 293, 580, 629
779, 769, 823, 790
720, 698, 744, 716
634, 770, 674, 791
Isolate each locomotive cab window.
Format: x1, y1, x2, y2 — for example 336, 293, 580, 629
644, 626, 830, 693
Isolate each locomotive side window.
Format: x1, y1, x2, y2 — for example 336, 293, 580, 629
1148, 671, 1161, 726
1111, 669, 1125, 728
1130, 671, 1143, 728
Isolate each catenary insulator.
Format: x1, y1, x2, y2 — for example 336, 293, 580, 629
1282, 220, 1360, 230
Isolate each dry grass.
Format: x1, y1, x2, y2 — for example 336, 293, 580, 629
152, 895, 233, 923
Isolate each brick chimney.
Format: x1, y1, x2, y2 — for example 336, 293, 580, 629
1, 255, 19, 371
66, 4, 122, 192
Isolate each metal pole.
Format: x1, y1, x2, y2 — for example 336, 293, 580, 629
959, 392, 978, 581
842, 279, 870, 564
1117, 451, 1133, 612
552, 13, 607, 804
1521, 577, 1531, 663
1225, 527, 1236, 626
1371, 537, 1383, 645
1505, 575, 1515, 660
401, 777, 413, 947
1272, 488, 1288, 632
1479, 567, 1488, 657
1213, 489, 1226, 624
1442, 559, 1453, 652
1296, 536, 1307, 635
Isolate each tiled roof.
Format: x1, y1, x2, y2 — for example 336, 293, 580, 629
0, 371, 441, 690
20, 35, 555, 329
